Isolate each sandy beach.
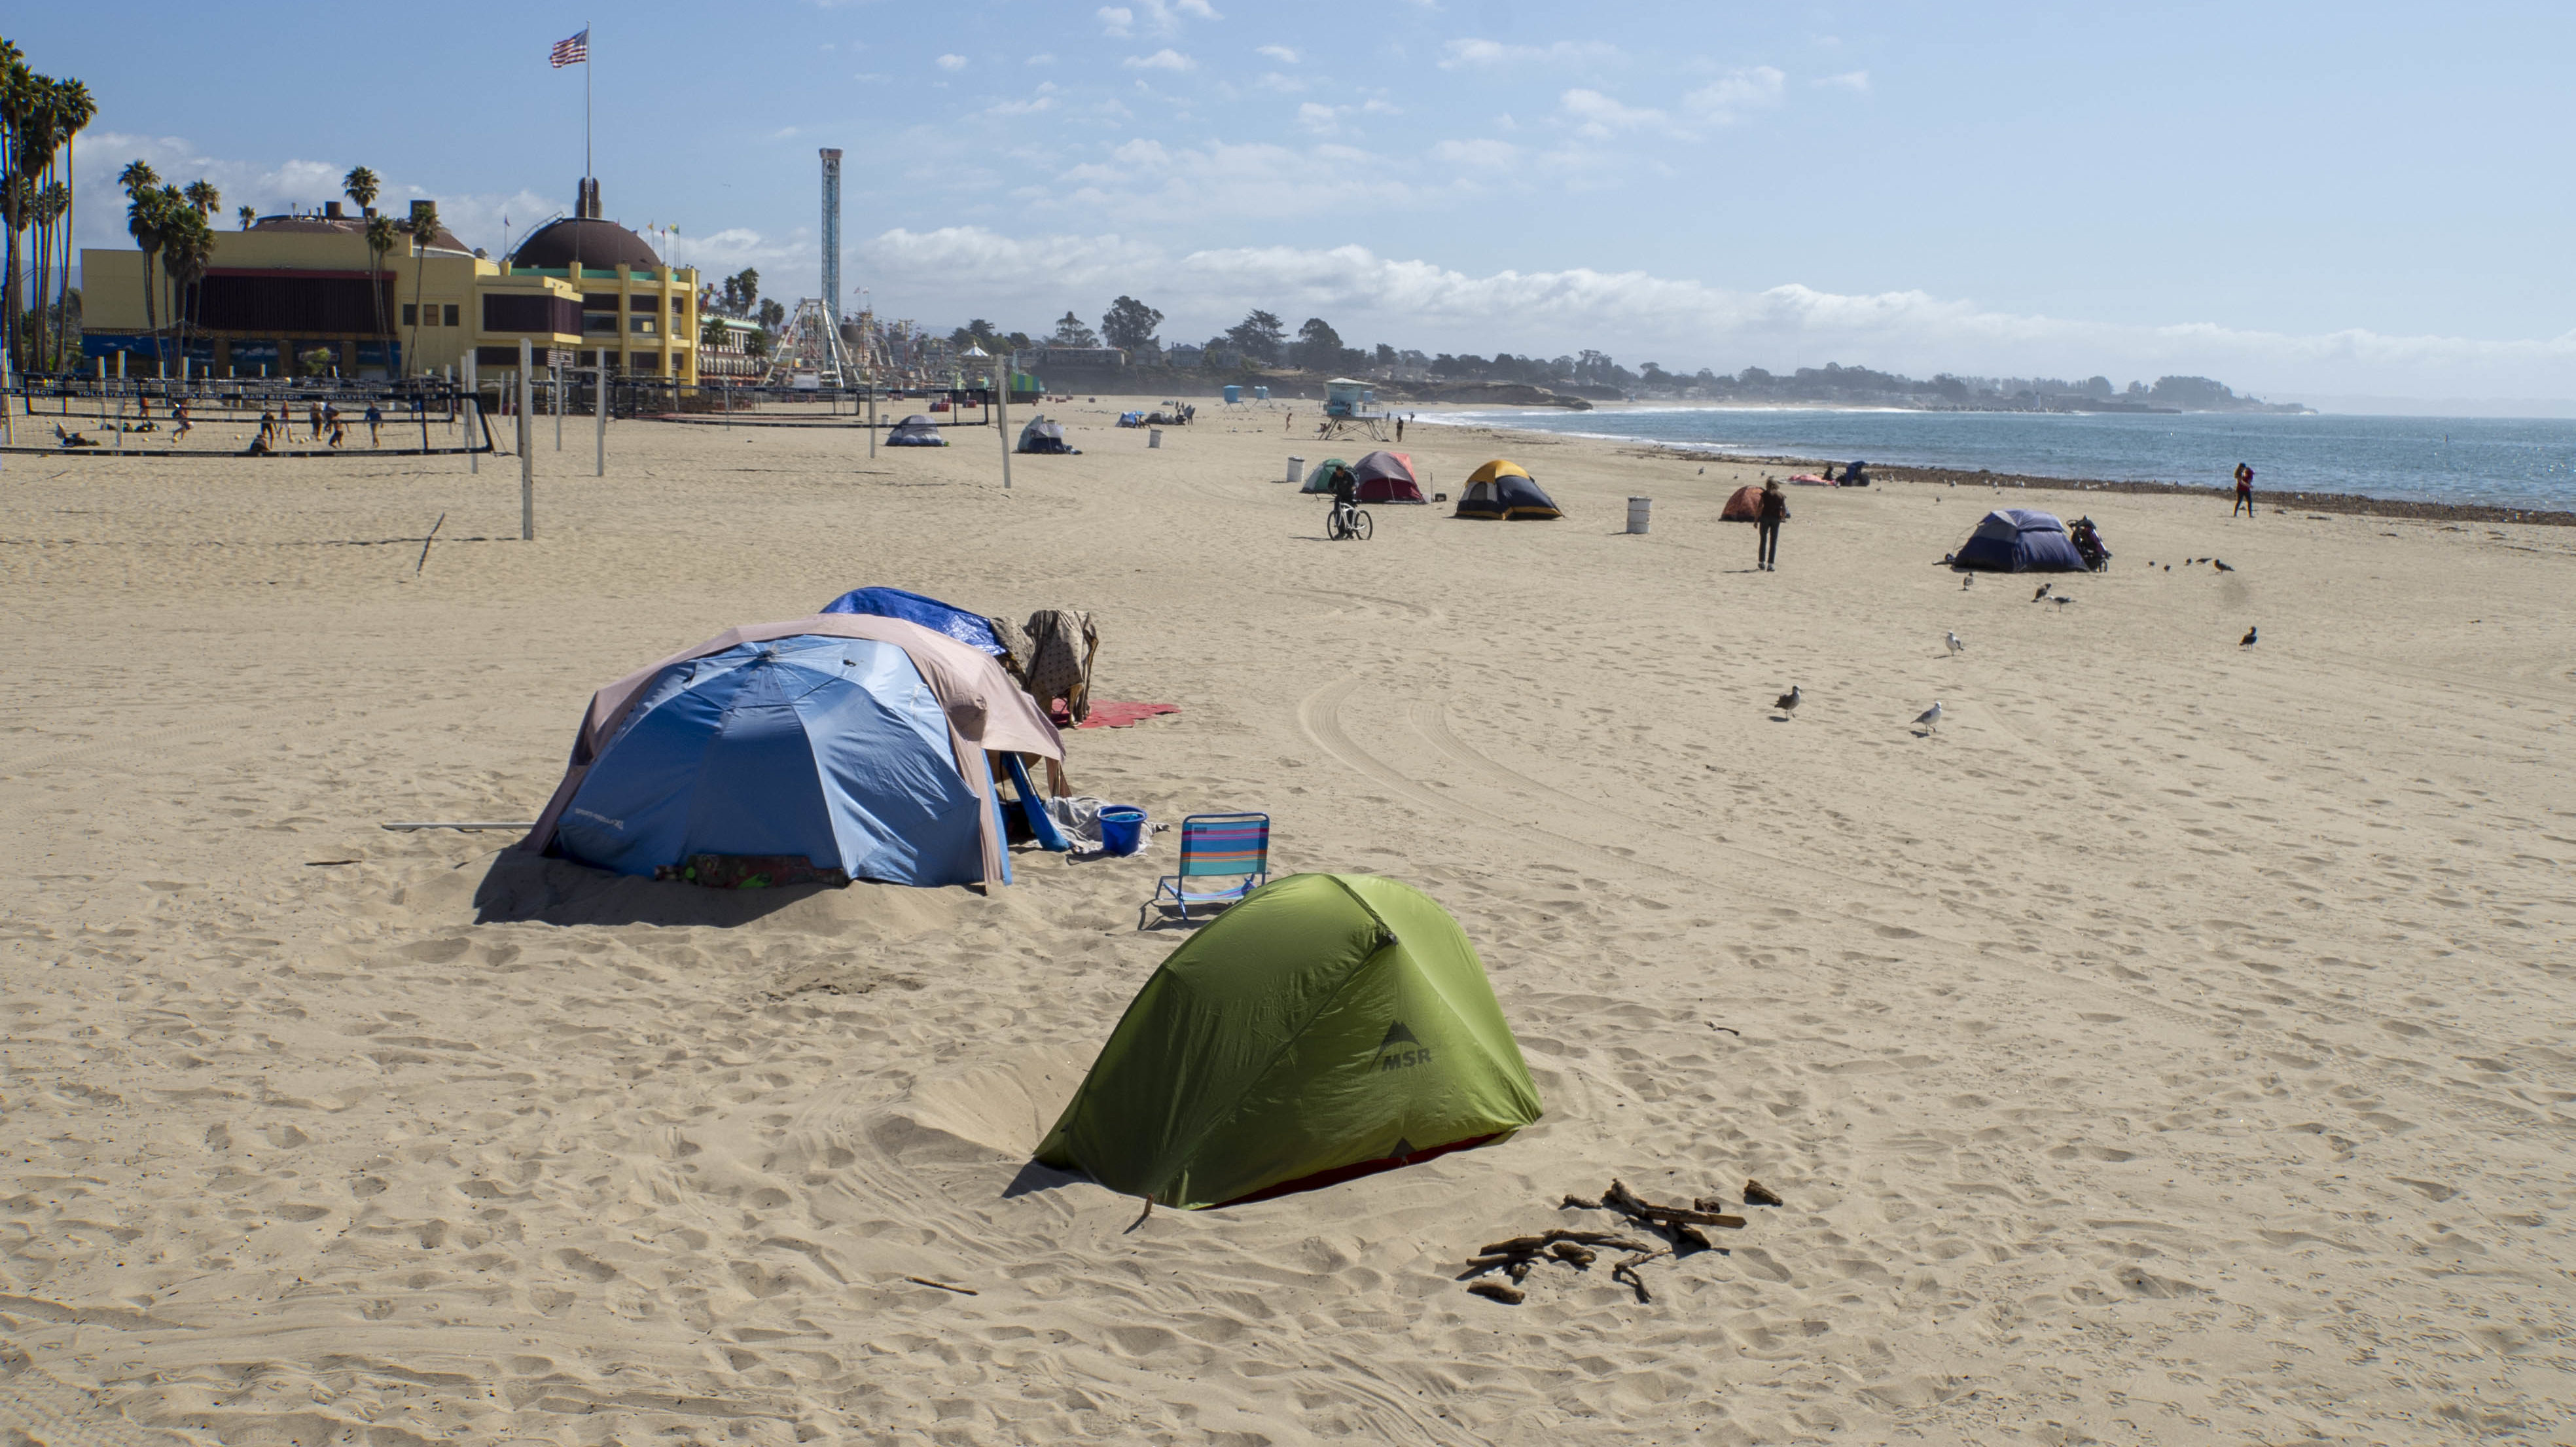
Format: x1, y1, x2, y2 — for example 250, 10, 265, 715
4, 397, 2573, 1444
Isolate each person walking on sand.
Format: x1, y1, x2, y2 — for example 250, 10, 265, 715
2233, 461, 2256, 517
308, 401, 323, 441
1756, 478, 1789, 571
171, 399, 192, 444
365, 402, 383, 447
1395, 416, 1404, 442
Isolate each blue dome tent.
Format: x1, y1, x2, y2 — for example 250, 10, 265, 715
523, 616, 1064, 889
1952, 509, 2087, 572
820, 586, 1005, 656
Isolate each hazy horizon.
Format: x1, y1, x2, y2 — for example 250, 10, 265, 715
21, 2, 2576, 408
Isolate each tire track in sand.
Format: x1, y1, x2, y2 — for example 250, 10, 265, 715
1299, 673, 2565, 1139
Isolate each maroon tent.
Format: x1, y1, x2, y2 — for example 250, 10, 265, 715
1351, 450, 1427, 504
1721, 485, 1763, 522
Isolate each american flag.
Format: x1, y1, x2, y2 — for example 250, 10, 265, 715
549, 28, 588, 67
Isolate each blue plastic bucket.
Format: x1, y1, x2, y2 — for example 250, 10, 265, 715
1098, 806, 1147, 857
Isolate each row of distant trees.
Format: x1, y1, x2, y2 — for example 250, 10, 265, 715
2, 38, 95, 372
699, 268, 786, 357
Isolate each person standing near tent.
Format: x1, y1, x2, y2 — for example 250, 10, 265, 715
1327, 462, 1359, 534
1756, 478, 1789, 571
2233, 461, 2256, 517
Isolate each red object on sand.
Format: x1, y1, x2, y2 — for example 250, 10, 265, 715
1077, 702, 1181, 730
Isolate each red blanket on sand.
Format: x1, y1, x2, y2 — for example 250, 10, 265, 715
1074, 702, 1181, 729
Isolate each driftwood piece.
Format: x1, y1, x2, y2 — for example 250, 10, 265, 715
1550, 1242, 1597, 1268
1507, 1259, 1533, 1283
1744, 1179, 1785, 1207
1669, 1224, 1715, 1256
1479, 1229, 1652, 1257
1562, 1193, 1603, 1211
1467, 1281, 1526, 1305
1606, 1177, 1745, 1229
904, 1276, 979, 1296
1610, 1248, 1670, 1304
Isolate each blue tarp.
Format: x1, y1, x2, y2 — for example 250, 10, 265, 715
819, 587, 1004, 656
1953, 509, 2087, 572
554, 634, 1005, 887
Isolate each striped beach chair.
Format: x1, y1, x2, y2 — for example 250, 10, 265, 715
1141, 813, 1270, 929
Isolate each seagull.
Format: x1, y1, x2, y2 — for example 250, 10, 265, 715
1961, 573, 1975, 589
2213, 558, 2234, 572
2033, 583, 2052, 601
1913, 702, 1944, 731
2052, 594, 2074, 607
2241, 625, 2258, 647
1774, 685, 1801, 716
1945, 630, 1965, 654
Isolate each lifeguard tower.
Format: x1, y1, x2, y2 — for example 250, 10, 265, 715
1317, 377, 1390, 440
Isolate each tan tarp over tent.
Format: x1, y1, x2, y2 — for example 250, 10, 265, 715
1721, 485, 1764, 522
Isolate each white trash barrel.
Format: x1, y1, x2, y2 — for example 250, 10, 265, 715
1149, 428, 1163, 449
1627, 497, 1653, 534
1286, 456, 1304, 484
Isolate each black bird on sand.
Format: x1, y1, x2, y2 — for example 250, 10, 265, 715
2033, 582, 2052, 601
1774, 685, 1801, 716
2241, 625, 2259, 647
2213, 558, 2235, 572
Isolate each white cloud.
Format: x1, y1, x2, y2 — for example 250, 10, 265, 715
986, 83, 1061, 117
1297, 103, 1347, 136
1100, 0, 1215, 37
1096, 6, 1134, 35
1559, 88, 1666, 139
1027, 52, 1057, 65
1812, 69, 1870, 92
936, 54, 968, 71
1123, 48, 1196, 71
1429, 137, 1519, 169
1257, 45, 1299, 63
853, 225, 2576, 399
1255, 71, 1309, 94
1683, 66, 1787, 120
1439, 39, 1620, 70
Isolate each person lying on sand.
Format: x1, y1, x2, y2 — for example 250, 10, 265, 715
55, 424, 99, 448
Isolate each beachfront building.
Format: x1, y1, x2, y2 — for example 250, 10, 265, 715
75, 181, 698, 385
696, 315, 767, 384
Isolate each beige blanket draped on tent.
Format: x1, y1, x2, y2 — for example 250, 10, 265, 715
521, 614, 1064, 887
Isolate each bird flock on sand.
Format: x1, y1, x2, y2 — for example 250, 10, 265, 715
1780, 548, 2256, 737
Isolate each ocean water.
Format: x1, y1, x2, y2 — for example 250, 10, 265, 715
1423, 407, 2576, 512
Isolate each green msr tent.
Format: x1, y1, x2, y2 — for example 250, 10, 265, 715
1034, 874, 1543, 1209
1298, 456, 1350, 494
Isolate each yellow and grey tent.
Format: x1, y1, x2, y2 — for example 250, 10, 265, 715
1453, 459, 1564, 520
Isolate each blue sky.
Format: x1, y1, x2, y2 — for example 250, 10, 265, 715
23, 2, 2576, 404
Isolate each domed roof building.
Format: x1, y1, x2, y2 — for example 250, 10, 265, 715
509, 179, 661, 272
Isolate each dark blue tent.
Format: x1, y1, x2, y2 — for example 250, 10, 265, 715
1952, 509, 2087, 571
820, 587, 1003, 655
552, 634, 1005, 887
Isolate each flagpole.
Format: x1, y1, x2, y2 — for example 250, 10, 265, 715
584, 22, 593, 183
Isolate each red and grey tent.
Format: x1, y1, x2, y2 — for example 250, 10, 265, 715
1351, 450, 1427, 504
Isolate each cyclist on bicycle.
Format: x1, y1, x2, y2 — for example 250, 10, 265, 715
1327, 463, 1359, 537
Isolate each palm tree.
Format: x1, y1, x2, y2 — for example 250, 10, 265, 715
236, 204, 255, 230
48, 77, 90, 373
30, 181, 65, 369
159, 196, 213, 369
0, 58, 44, 370
403, 200, 438, 376
363, 213, 400, 358
341, 165, 377, 217
119, 163, 167, 374
183, 179, 220, 217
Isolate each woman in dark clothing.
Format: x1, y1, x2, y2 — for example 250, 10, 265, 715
1756, 478, 1789, 571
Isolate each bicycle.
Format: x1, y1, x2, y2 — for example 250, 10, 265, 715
1327, 501, 1373, 541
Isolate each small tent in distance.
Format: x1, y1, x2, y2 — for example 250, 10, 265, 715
1453, 460, 1563, 520
1016, 416, 1079, 454
1035, 873, 1543, 1209
887, 414, 946, 446
1299, 456, 1351, 494
1952, 509, 2088, 571
1721, 485, 1764, 522
1351, 450, 1427, 504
